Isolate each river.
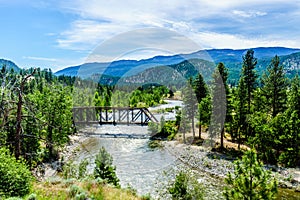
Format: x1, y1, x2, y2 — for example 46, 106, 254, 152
71, 100, 300, 199
72, 125, 177, 197
72, 100, 183, 197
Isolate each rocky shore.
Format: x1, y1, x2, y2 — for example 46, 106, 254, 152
163, 140, 300, 194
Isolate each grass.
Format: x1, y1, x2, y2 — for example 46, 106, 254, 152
26, 179, 144, 200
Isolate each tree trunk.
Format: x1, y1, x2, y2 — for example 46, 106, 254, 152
15, 89, 22, 160
199, 123, 201, 139
238, 127, 241, 150
192, 117, 195, 139
14, 69, 36, 159
220, 127, 224, 149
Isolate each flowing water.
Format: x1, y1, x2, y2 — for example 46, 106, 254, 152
72, 100, 183, 196
71, 100, 300, 199
73, 125, 177, 196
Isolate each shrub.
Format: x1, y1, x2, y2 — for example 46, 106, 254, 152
78, 159, 89, 179
168, 171, 204, 200
93, 147, 120, 187
26, 193, 37, 200
0, 148, 33, 198
223, 149, 278, 200
62, 161, 77, 179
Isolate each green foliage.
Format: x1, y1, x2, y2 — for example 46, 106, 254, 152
261, 55, 287, 117
78, 159, 89, 179
62, 159, 89, 179
193, 73, 208, 103
237, 49, 258, 139
0, 148, 33, 198
68, 184, 88, 199
182, 77, 198, 138
210, 63, 228, 147
28, 85, 73, 161
168, 171, 204, 200
94, 147, 120, 187
62, 161, 77, 179
26, 193, 37, 200
224, 149, 278, 200
149, 117, 178, 140
129, 85, 169, 107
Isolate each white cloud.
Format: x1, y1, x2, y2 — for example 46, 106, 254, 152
190, 32, 298, 49
232, 10, 267, 18
23, 56, 57, 62
55, 0, 300, 55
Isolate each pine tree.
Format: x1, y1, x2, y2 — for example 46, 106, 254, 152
239, 49, 258, 138
183, 77, 197, 139
193, 73, 208, 103
193, 73, 208, 139
261, 55, 287, 117
279, 74, 300, 166
94, 147, 119, 187
224, 149, 278, 200
236, 78, 247, 148
210, 63, 227, 148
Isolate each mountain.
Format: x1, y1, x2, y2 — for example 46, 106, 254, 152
118, 58, 215, 88
0, 59, 20, 72
55, 47, 300, 80
55, 55, 185, 78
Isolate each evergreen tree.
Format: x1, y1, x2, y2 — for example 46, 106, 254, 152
183, 77, 197, 139
193, 73, 208, 103
29, 85, 73, 161
261, 55, 287, 117
288, 74, 300, 116
94, 147, 119, 187
178, 108, 191, 144
278, 74, 300, 166
168, 171, 204, 200
224, 149, 278, 200
197, 95, 211, 139
238, 49, 258, 138
193, 73, 208, 139
210, 63, 227, 148
236, 78, 247, 148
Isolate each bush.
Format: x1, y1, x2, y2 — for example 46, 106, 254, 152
93, 147, 119, 187
0, 148, 33, 198
78, 159, 89, 179
168, 171, 204, 200
26, 193, 37, 200
224, 149, 278, 200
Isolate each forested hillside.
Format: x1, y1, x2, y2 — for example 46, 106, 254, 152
0, 48, 299, 199
55, 47, 300, 87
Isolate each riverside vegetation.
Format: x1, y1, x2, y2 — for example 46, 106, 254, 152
0, 49, 299, 199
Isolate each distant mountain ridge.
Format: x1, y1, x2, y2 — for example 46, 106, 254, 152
55, 47, 300, 81
0, 59, 20, 72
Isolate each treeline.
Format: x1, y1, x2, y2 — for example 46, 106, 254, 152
0, 66, 170, 166
182, 49, 300, 167
0, 67, 75, 166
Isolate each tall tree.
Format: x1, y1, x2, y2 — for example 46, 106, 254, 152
236, 78, 247, 148
261, 55, 287, 117
193, 73, 208, 139
29, 85, 73, 161
183, 77, 197, 139
280, 74, 300, 166
239, 50, 258, 138
210, 63, 227, 148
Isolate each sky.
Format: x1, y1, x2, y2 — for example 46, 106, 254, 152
1, 0, 300, 71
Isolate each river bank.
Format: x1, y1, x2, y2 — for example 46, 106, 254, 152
58, 130, 300, 199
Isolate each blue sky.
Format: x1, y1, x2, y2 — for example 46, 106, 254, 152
1, 0, 300, 71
